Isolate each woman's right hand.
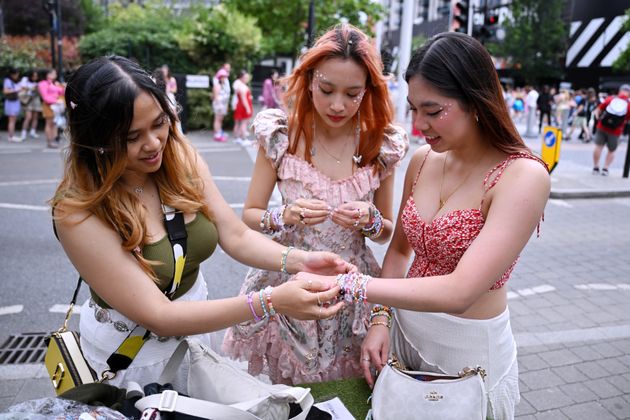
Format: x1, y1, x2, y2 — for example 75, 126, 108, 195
285, 199, 331, 227
361, 323, 391, 388
272, 277, 343, 320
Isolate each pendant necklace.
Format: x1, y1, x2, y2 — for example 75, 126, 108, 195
438, 152, 477, 210
134, 186, 144, 195
312, 120, 347, 164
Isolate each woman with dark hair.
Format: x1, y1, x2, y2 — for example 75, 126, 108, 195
3, 68, 23, 142
298, 32, 550, 418
232, 69, 253, 143
19, 69, 43, 140
50, 55, 354, 389
222, 24, 408, 385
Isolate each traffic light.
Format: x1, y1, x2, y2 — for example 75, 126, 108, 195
453, 1, 470, 35
479, 12, 505, 43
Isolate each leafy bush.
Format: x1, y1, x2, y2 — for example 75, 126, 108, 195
186, 89, 213, 131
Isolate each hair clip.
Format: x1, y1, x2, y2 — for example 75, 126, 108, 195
97, 147, 104, 155
348, 40, 353, 45
70, 101, 77, 109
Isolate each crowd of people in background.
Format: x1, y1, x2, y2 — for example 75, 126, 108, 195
3, 62, 629, 178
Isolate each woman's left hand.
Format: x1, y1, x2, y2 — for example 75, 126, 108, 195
301, 252, 357, 275
331, 201, 373, 230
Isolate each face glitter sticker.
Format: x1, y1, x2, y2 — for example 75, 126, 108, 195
438, 102, 453, 120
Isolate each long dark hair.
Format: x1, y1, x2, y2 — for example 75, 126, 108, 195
53, 56, 210, 279
405, 32, 528, 155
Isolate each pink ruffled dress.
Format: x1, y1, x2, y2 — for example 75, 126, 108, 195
222, 109, 408, 385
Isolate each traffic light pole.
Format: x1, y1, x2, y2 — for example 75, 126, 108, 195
56, 0, 63, 82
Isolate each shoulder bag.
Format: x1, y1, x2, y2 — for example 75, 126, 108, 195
45, 205, 188, 395
134, 338, 314, 420
370, 356, 487, 420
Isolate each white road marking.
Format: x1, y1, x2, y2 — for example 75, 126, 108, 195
516, 324, 630, 347
548, 199, 573, 208
0, 203, 49, 211
0, 305, 23, 315
575, 283, 628, 291
508, 284, 556, 299
213, 176, 252, 182
49, 304, 81, 314
0, 179, 59, 186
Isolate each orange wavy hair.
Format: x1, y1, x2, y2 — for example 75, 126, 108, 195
50, 56, 211, 280
284, 24, 394, 172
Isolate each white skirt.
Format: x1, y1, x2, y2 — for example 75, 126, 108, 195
391, 307, 520, 420
79, 273, 212, 391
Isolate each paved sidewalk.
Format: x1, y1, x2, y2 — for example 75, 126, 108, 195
1, 127, 629, 419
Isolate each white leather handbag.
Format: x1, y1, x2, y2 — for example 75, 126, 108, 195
135, 338, 314, 420
371, 358, 487, 420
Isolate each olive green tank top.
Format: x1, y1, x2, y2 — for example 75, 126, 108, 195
91, 213, 218, 308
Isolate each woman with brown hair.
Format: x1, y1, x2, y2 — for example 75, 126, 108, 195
222, 23, 408, 385
299, 32, 550, 418
50, 55, 354, 390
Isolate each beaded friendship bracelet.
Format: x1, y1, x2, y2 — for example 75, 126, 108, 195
336, 272, 372, 303
260, 205, 295, 234
264, 286, 276, 317
361, 206, 384, 239
369, 305, 393, 328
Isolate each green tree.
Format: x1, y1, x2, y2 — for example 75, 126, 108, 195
613, 8, 630, 72
224, 0, 385, 58
490, 0, 567, 84
179, 4, 262, 73
78, 1, 194, 73
80, 0, 107, 34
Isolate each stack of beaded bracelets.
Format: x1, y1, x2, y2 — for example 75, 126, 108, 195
361, 206, 384, 239
246, 285, 277, 321
369, 305, 393, 328
336, 272, 372, 303
260, 205, 295, 234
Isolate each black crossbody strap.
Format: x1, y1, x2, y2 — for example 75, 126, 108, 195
105, 208, 187, 374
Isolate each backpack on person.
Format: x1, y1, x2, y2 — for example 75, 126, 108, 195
600, 97, 628, 129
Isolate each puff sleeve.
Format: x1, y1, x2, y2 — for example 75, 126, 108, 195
252, 108, 290, 169
378, 124, 409, 179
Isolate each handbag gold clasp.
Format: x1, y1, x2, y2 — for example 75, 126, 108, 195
56, 303, 75, 334
459, 366, 487, 381
99, 370, 117, 382
51, 363, 65, 389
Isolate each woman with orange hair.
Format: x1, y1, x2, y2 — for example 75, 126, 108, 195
222, 24, 408, 384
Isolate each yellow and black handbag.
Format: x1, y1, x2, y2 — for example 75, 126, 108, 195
45, 282, 98, 395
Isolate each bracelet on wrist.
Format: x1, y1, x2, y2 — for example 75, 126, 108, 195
281, 246, 295, 274
247, 291, 262, 321
361, 206, 384, 239
336, 272, 372, 303
259, 289, 270, 319
369, 320, 391, 328
264, 286, 276, 317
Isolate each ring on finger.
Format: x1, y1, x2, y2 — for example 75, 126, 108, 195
353, 219, 360, 228
316, 292, 322, 306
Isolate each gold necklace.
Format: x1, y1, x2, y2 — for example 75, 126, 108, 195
312, 121, 349, 165
438, 152, 477, 210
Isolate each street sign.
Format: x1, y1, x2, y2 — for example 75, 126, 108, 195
185, 75, 210, 89
541, 126, 562, 173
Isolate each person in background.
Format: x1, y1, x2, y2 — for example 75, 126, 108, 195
298, 32, 550, 419
537, 85, 553, 134
222, 23, 408, 385
51, 55, 354, 391
161, 64, 177, 108
524, 85, 538, 137
3, 68, 23, 142
212, 68, 231, 142
232, 69, 253, 145
38, 68, 64, 148
261, 69, 280, 109
592, 84, 630, 176
19, 70, 43, 140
